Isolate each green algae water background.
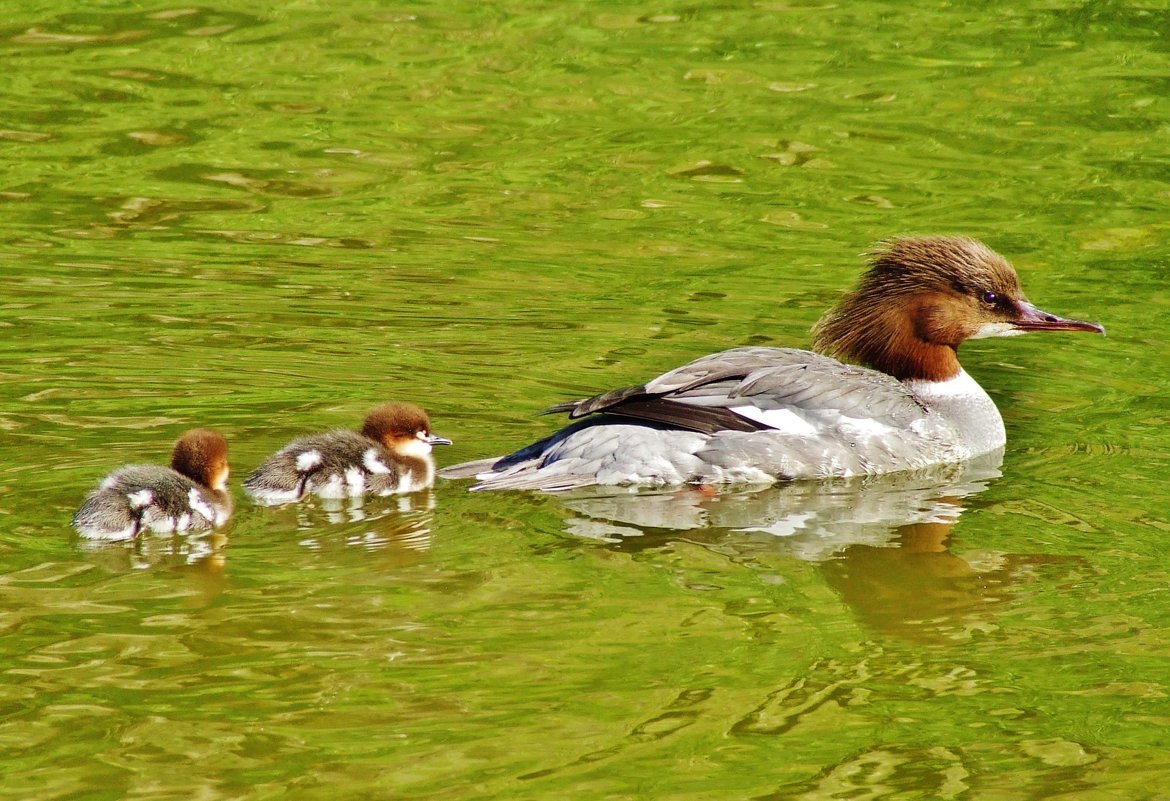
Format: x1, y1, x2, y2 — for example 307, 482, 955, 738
1, 2, 1168, 798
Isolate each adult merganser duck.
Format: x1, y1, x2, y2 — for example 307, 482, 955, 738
243, 402, 451, 504
441, 236, 1104, 492
72, 428, 232, 540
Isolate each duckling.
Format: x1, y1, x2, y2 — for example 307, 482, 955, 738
73, 428, 232, 540
244, 402, 450, 504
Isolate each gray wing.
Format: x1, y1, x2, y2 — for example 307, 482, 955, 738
551, 347, 928, 431
440, 347, 943, 491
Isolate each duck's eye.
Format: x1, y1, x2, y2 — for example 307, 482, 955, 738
980, 290, 998, 306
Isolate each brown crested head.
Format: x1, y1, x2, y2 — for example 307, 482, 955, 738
170, 428, 230, 491
811, 236, 1103, 381
360, 402, 436, 449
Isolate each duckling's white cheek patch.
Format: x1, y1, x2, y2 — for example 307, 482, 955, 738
296, 450, 323, 472
363, 449, 391, 474
399, 438, 433, 459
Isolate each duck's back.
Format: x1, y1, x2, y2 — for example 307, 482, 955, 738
447, 347, 970, 491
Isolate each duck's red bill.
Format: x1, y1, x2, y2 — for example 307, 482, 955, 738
1014, 301, 1105, 334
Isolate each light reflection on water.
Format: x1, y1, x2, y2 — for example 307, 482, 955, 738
1, 0, 1168, 797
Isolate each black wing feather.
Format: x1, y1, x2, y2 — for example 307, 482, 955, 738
539, 347, 926, 435
596, 398, 767, 435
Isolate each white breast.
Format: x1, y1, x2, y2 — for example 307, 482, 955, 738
904, 370, 1006, 456
188, 488, 216, 523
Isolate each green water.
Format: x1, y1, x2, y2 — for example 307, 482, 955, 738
2, 1, 1168, 798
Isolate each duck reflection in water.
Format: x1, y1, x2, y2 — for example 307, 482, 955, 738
552, 451, 1052, 640
557, 453, 1003, 546
75, 528, 230, 604
270, 490, 437, 555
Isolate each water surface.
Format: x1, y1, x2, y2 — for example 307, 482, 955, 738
2, 2, 1169, 799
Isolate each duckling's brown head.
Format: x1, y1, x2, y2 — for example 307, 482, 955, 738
170, 428, 230, 491
360, 402, 452, 455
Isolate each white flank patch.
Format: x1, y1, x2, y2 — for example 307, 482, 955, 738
344, 467, 365, 497
717, 465, 778, 485
363, 448, 392, 474
176, 512, 192, 531
151, 516, 177, 534
127, 489, 154, 509
296, 449, 322, 472
248, 487, 299, 505
316, 474, 346, 498
78, 523, 137, 542
729, 406, 820, 437
188, 488, 215, 523
837, 415, 896, 439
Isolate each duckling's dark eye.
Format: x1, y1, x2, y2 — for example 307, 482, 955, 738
980, 290, 998, 306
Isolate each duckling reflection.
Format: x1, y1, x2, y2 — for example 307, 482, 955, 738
268, 491, 436, 554
296, 512, 433, 555
280, 486, 436, 528
75, 528, 229, 602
